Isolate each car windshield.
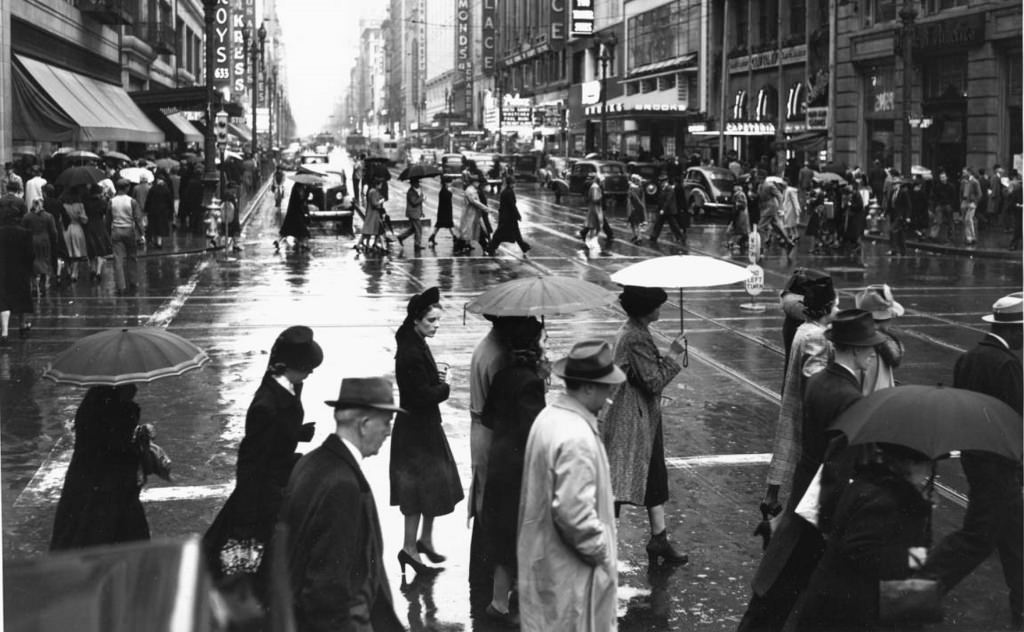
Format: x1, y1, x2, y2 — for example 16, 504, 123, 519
442, 156, 463, 168
600, 164, 624, 175
632, 165, 659, 178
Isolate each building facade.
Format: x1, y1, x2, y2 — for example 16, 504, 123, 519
834, 0, 1021, 176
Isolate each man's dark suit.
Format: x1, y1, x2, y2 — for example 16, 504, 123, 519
739, 362, 862, 632
926, 334, 1023, 622
277, 434, 403, 632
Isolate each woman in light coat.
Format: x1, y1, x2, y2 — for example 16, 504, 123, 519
602, 285, 688, 565
856, 284, 905, 394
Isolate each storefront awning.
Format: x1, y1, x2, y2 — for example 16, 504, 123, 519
14, 55, 164, 144
228, 123, 252, 143
583, 91, 689, 118
144, 109, 203, 144
627, 54, 698, 81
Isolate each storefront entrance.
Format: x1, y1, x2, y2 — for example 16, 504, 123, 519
922, 97, 967, 177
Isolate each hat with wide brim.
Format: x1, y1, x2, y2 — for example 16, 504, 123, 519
551, 339, 626, 385
825, 309, 888, 347
982, 292, 1023, 324
325, 376, 406, 413
856, 284, 905, 321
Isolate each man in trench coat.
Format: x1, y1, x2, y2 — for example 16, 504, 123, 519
277, 377, 405, 632
517, 339, 625, 631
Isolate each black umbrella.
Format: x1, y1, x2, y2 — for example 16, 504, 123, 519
364, 157, 391, 182
54, 165, 105, 189
398, 164, 442, 180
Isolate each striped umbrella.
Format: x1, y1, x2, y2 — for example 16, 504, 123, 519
42, 327, 210, 386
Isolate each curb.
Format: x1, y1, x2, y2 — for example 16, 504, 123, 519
861, 233, 1019, 261
135, 177, 272, 259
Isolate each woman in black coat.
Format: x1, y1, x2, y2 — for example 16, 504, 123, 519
144, 173, 175, 249
51, 385, 150, 550
785, 444, 935, 631
0, 207, 35, 343
480, 317, 546, 621
204, 326, 322, 604
278, 183, 311, 250
82, 184, 112, 282
427, 179, 455, 247
391, 287, 464, 576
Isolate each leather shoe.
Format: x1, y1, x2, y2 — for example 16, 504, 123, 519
646, 530, 688, 565
484, 604, 519, 627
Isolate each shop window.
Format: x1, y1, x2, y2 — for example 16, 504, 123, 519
658, 74, 676, 91
626, 0, 700, 72
867, 119, 895, 166
626, 82, 640, 96
923, 0, 967, 15
735, 9, 748, 51
572, 51, 585, 84
865, 66, 895, 113
866, 0, 897, 25
758, 0, 773, 46
790, 0, 806, 40
924, 57, 967, 100
642, 78, 657, 93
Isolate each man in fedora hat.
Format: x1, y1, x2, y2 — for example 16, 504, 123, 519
277, 377, 405, 632
517, 339, 624, 631
741, 309, 883, 631
924, 292, 1023, 626
856, 284, 905, 393
580, 173, 615, 255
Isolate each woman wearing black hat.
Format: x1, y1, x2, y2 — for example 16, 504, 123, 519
602, 285, 689, 564
203, 326, 322, 604
391, 287, 464, 575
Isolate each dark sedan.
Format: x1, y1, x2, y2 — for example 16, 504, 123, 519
568, 160, 630, 202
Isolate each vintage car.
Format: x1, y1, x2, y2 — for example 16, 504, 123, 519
682, 166, 737, 215
626, 161, 665, 204
568, 159, 630, 202
440, 153, 466, 183
511, 153, 540, 182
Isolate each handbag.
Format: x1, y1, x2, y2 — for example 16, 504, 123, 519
141, 441, 172, 481
219, 537, 266, 576
878, 578, 943, 624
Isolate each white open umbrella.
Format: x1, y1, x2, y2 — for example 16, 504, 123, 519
610, 255, 750, 365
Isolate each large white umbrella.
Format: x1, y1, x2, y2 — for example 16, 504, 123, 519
610, 255, 750, 365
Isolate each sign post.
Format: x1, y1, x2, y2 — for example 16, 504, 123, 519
740, 263, 766, 312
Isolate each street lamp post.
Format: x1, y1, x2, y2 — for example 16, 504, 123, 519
445, 87, 453, 153
267, 68, 275, 152
597, 33, 617, 159
201, 0, 219, 208
899, 2, 917, 178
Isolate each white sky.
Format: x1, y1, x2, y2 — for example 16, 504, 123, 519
278, 0, 388, 135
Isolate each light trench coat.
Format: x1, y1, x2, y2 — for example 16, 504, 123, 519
517, 393, 618, 632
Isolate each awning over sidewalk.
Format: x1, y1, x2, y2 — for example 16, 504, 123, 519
13, 55, 164, 144
227, 122, 252, 143
145, 109, 203, 143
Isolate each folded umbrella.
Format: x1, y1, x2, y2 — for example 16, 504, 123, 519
833, 384, 1023, 461
42, 327, 210, 387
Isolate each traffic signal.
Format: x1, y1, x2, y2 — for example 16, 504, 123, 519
214, 111, 229, 145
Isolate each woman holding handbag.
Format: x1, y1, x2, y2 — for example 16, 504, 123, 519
203, 326, 323, 605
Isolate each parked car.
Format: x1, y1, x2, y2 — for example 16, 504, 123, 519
682, 166, 737, 215
512, 153, 540, 182
440, 153, 465, 183
626, 161, 664, 205
568, 160, 630, 202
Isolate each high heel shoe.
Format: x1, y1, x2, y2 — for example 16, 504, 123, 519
428, 235, 437, 247
397, 549, 441, 575
416, 540, 446, 563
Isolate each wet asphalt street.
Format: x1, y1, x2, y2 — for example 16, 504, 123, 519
2, 150, 1022, 631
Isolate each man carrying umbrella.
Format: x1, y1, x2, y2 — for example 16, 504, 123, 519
923, 292, 1023, 626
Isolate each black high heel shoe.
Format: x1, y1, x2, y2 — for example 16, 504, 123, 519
416, 540, 446, 563
397, 550, 441, 575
